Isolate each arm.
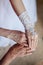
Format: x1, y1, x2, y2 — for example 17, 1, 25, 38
0, 44, 32, 65
10, 0, 26, 16
0, 44, 22, 65
0, 28, 28, 46
0, 28, 11, 38
10, 0, 38, 50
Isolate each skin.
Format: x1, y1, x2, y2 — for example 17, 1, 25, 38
25, 30, 38, 51
10, 0, 26, 16
0, 44, 32, 65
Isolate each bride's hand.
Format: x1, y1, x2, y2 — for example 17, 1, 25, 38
25, 30, 38, 51
7, 30, 28, 46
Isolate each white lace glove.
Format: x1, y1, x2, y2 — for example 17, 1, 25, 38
19, 11, 35, 34
19, 11, 38, 51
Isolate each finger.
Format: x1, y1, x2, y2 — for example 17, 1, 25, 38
33, 34, 38, 48
26, 49, 34, 53
34, 34, 38, 49
31, 35, 35, 51
24, 47, 31, 50
19, 47, 31, 57
31, 34, 38, 51
19, 42, 28, 47
25, 53, 32, 56
20, 52, 32, 57
22, 53, 32, 57
24, 47, 33, 53
18, 48, 26, 57
28, 36, 32, 48
19, 34, 28, 47
24, 51, 32, 56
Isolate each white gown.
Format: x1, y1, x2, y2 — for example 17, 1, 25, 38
0, 0, 37, 60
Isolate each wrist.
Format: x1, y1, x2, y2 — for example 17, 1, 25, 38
19, 11, 35, 26
0, 28, 11, 38
19, 11, 35, 33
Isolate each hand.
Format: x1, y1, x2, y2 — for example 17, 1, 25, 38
7, 30, 28, 46
25, 30, 38, 51
0, 44, 32, 65
14, 44, 32, 57
0, 28, 28, 47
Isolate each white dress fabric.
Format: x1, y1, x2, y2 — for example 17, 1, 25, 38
0, 0, 37, 60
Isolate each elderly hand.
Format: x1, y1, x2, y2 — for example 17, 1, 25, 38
25, 30, 38, 51
0, 44, 32, 65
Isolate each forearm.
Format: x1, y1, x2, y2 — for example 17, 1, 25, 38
10, 0, 34, 30
0, 44, 24, 65
0, 28, 11, 38
0, 44, 18, 65
10, 0, 26, 16
10, 0, 36, 30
